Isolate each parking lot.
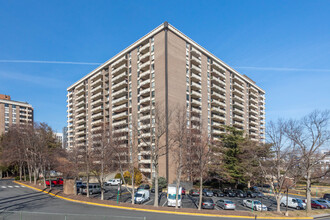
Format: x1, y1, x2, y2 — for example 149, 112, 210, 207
79, 185, 308, 212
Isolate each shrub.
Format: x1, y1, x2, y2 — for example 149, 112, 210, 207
152, 177, 167, 189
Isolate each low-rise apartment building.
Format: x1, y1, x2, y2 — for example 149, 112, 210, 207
0, 94, 34, 134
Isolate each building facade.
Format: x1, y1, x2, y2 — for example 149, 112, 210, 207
0, 94, 34, 134
62, 126, 68, 149
67, 22, 265, 183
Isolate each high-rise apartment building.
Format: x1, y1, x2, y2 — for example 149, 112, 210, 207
0, 94, 34, 134
67, 22, 265, 183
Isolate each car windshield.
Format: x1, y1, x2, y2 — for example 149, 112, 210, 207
225, 201, 234, 204
254, 201, 261, 205
296, 199, 304, 203
136, 193, 143, 197
168, 194, 181, 200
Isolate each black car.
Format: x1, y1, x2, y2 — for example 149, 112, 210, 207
254, 191, 264, 197
201, 197, 215, 209
223, 189, 236, 197
324, 194, 330, 201
246, 190, 257, 198
189, 189, 200, 196
137, 184, 150, 190
234, 189, 247, 198
212, 189, 224, 197
151, 187, 162, 193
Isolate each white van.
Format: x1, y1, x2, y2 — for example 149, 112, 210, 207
167, 184, 182, 207
280, 196, 306, 210
134, 189, 150, 204
106, 179, 122, 186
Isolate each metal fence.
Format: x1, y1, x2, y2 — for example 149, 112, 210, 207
0, 211, 146, 220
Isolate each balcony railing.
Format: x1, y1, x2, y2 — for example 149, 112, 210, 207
112, 63, 127, 77
112, 56, 127, 69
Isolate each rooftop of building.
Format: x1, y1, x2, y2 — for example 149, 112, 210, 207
0, 94, 33, 108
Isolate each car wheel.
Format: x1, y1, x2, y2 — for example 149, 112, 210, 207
296, 206, 300, 210
280, 203, 284, 207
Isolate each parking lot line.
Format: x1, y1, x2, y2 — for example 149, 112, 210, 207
162, 199, 167, 207
215, 206, 220, 210
143, 199, 154, 206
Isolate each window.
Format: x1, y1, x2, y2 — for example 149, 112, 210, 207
5, 113, 9, 117
12, 105, 16, 108
151, 81, 155, 88
151, 45, 154, 52
186, 94, 189, 101
5, 104, 9, 107
151, 91, 155, 98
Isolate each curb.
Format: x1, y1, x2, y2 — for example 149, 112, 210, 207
13, 181, 314, 219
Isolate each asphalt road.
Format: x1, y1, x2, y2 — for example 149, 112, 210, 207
0, 180, 327, 220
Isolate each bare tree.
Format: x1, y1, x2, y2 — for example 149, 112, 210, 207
171, 105, 188, 209
285, 110, 330, 212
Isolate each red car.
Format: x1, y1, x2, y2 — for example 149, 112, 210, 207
46, 178, 63, 186
304, 200, 327, 209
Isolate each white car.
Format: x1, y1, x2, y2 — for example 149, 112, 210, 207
106, 179, 122, 186
243, 199, 267, 211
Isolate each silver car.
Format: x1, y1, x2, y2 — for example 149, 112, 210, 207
216, 199, 236, 210
316, 199, 330, 208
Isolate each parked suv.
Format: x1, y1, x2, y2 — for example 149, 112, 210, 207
203, 189, 214, 197
234, 189, 247, 198
212, 189, 224, 197
323, 194, 330, 201
137, 184, 150, 191
80, 183, 101, 195
247, 190, 257, 198
223, 189, 236, 197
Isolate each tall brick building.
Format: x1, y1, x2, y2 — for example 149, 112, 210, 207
67, 22, 265, 183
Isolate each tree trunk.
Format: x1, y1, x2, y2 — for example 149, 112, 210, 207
276, 195, 281, 212
23, 165, 26, 181
33, 168, 37, 185
198, 174, 203, 210
19, 162, 22, 181
154, 166, 159, 207
74, 177, 77, 196
175, 173, 181, 209
131, 168, 135, 204
0, 169, 2, 179
28, 165, 32, 183
306, 169, 312, 212
247, 181, 251, 189
86, 172, 90, 198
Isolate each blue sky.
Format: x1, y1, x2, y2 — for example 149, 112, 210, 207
0, 0, 329, 132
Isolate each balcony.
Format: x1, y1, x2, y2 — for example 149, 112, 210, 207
141, 132, 151, 139
212, 83, 226, 94
233, 121, 244, 129
233, 95, 244, 103
233, 101, 244, 109
233, 107, 244, 115
140, 43, 150, 54
250, 86, 258, 94
249, 108, 258, 115
191, 64, 201, 74
91, 77, 103, 87
113, 111, 128, 120
112, 95, 128, 106
140, 87, 150, 97
113, 103, 128, 112
67, 118, 73, 123
140, 79, 150, 88
260, 114, 265, 119
76, 83, 84, 90
191, 107, 201, 115
190, 56, 201, 65
212, 129, 224, 136
249, 126, 258, 132
139, 105, 150, 113
211, 99, 226, 108
76, 124, 85, 131
212, 62, 226, 74
112, 71, 127, 84
92, 112, 103, 120
140, 159, 151, 164
233, 82, 244, 91
249, 92, 258, 99
233, 76, 244, 85
140, 70, 151, 80
212, 114, 226, 122
140, 123, 151, 130
92, 98, 103, 107
139, 96, 150, 105
92, 105, 103, 113
76, 87, 85, 96
112, 80, 127, 91
140, 51, 150, 63
249, 102, 258, 110
76, 130, 85, 136
191, 72, 201, 82
211, 91, 226, 101
114, 127, 128, 134
112, 63, 127, 77
190, 47, 201, 57
191, 90, 201, 98
233, 88, 244, 96
250, 114, 258, 120
211, 107, 226, 115
112, 88, 127, 98
76, 112, 85, 119
140, 168, 151, 173
76, 100, 85, 108
91, 85, 103, 94
76, 106, 85, 114
91, 119, 103, 126
91, 71, 102, 81
191, 98, 201, 107
249, 120, 258, 126
211, 121, 223, 128
191, 81, 201, 90
112, 56, 127, 69
249, 97, 258, 105
112, 119, 127, 127
211, 68, 226, 80
76, 118, 85, 125
140, 114, 150, 122
211, 76, 226, 87
91, 92, 103, 101
140, 61, 150, 71
233, 114, 244, 122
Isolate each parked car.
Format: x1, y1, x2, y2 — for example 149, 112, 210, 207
76, 181, 83, 193
280, 196, 306, 210
316, 199, 330, 208
151, 187, 163, 193
80, 183, 101, 195
216, 199, 235, 210
223, 189, 236, 197
323, 194, 330, 201
243, 199, 267, 211
46, 178, 63, 186
137, 184, 150, 190
303, 200, 327, 209
189, 189, 200, 196
203, 189, 213, 197
234, 189, 247, 198
134, 189, 150, 204
212, 189, 224, 197
246, 190, 257, 198
254, 191, 264, 197
106, 179, 122, 186
201, 197, 215, 209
